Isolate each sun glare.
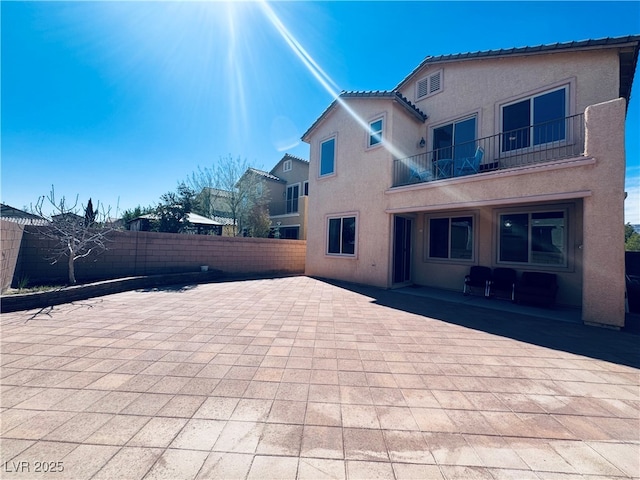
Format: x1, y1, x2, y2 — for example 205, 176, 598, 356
255, 0, 412, 160
106, 0, 414, 161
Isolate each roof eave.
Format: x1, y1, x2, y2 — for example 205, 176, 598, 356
302, 99, 338, 143
396, 35, 640, 91
302, 91, 426, 141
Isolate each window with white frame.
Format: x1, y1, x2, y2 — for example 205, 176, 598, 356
501, 86, 568, 152
427, 215, 474, 260
303, 181, 309, 196
498, 210, 566, 266
320, 137, 336, 176
283, 159, 292, 172
416, 70, 443, 100
368, 118, 383, 147
327, 215, 356, 256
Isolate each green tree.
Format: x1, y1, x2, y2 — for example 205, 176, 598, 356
627, 234, 640, 251
625, 223, 640, 251
84, 198, 96, 227
154, 183, 195, 233
625, 223, 636, 242
120, 205, 155, 230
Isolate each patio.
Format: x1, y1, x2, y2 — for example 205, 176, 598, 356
1, 276, 638, 479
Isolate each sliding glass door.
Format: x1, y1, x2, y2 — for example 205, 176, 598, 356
433, 116, 476, 161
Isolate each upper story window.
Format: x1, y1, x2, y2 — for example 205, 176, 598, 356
283, 159, 292, 172
320, 137, 336, 177
502, 86, 568, 152
303, 181, 309, 196
433, 115, 477, 162
416, 70, 443, 100
286, 184, 299, 213
368, 118, 383, 147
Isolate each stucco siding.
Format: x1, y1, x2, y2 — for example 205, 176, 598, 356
306, 98, 424, 287
277, 163, 309, 187
403, 50, 619, 145
409, 200, 585, 307
304, 43, 631, 328
581, 98, 627, 326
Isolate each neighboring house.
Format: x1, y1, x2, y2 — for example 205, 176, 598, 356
302, 36, 640, 329
198, 187, 235, 218
243, 153, 310, 239
51, 212, 85, 225
128, 212, 224, 235
196, 187, 245, 236
1, 204, 48, 226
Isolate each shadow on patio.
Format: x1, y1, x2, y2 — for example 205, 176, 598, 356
317, 278, 640, 369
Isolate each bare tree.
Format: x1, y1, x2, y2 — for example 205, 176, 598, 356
186, 155, 267, 236
245, 203, 272, 238
32, 186, 115, 285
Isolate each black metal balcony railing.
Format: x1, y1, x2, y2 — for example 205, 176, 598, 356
392, 113, 585, 187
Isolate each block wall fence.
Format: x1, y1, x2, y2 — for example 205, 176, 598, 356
2, 220, 306, 288
1, 221, 25, 291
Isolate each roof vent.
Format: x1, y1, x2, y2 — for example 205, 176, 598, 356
417, 70, 442, 99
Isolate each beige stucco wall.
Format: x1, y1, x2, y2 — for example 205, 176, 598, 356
274, 160, 309, 187
406, 200, 585, 307
388, 99, 626, 326
581, 98, 627, 327
402, 49, 619, 147
304, 48, 628, 327
305, 98, 425, 287
272, 196, 307, 240
267, 160, 309, 239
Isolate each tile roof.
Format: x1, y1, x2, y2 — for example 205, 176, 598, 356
269, 153, 310, 178
282, 153, 309, 164
246, 167, 284, 182
1, 203, 49, 225
130, 212, 224, 226
396, 35, 640, 93
301, 90, 426, 141
303, 35, 640, 142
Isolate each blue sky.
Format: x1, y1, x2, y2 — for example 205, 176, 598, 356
2, 1, 639, 222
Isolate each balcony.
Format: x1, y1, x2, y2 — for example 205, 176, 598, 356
269, 197, 306, 216
392, 113, 585, 187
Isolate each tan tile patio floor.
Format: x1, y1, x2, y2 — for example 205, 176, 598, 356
1, 276, 638, 479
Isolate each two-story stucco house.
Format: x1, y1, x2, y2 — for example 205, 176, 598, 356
302, 36, 640, 329
247, 153, 310, 239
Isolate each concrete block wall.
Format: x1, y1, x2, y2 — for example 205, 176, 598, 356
1, 220, 25, 291
13, 227, 306, 286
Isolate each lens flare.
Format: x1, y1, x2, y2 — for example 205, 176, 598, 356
256, 0, 412, 161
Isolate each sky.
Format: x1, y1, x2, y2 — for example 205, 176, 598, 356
2, 1, 639, 222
